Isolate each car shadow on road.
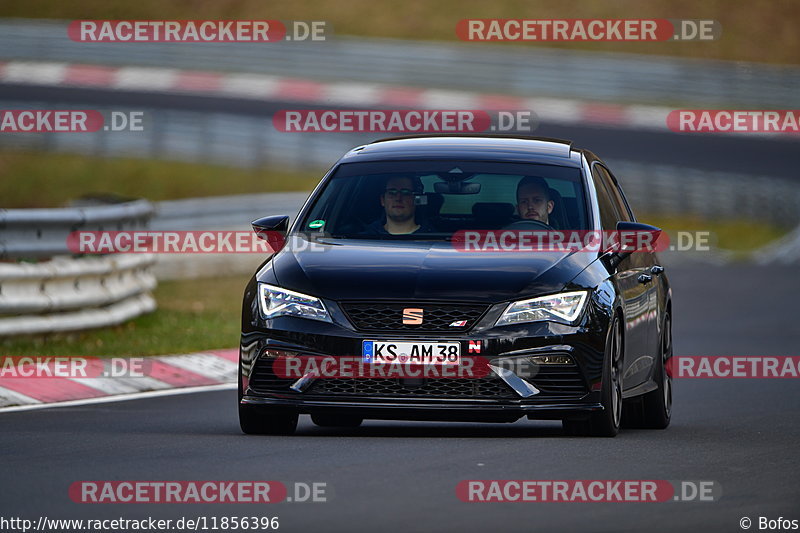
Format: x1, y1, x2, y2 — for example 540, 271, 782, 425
294, 420, 572, 438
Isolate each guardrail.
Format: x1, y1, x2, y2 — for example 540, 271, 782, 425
608, 160, 800, 228
0, 199, 157, 336
151, 192, 308, 280
0, 255, 156, 336
1, 19, 799, 107
0, 199, 153, 259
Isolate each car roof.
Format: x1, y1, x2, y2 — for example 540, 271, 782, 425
339, 135, 584, 166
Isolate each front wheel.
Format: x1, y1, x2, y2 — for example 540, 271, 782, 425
563, 314, 622, 437
239, 404, 298, 435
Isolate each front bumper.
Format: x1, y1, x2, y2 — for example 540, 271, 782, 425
241, 395, 603, 422
239, 308, 610, 422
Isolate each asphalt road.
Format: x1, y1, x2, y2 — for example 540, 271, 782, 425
2, 262, 798, 533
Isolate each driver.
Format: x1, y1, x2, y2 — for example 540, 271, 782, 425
516, 176, 554, 226
363, 176, 434, 235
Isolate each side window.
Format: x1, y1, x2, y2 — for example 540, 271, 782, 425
591, 164, 622, 230
598, 165, 635, 222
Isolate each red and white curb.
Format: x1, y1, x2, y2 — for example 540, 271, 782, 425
0, 60, 675, 132
0, 348, 238, 410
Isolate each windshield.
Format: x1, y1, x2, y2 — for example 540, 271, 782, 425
299, 160, 589, 239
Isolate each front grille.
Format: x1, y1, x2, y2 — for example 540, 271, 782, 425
341, 302, 488, 332
529, 364, 588, 397
309, 377, 518, 399
249, 354, 588, 400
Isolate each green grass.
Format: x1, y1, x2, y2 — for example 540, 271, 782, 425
1, 0, 797, 65
0, 275, 250, 357
0, 150, 322, 208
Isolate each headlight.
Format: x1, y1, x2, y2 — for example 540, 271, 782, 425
258, 283, 332, 323
495, 291, 588, 326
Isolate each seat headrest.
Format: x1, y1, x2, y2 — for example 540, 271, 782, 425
547, 188, 568, 230
423, 193, 444, 215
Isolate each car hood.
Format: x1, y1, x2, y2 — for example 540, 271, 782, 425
265, 237, 595, 304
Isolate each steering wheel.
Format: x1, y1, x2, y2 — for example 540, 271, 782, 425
503, 219, 553, 230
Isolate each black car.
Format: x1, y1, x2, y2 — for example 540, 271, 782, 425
239, 135, 672, 437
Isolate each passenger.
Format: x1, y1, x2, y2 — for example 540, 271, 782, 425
363, 176, 434, 235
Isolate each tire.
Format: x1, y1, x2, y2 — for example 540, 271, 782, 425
563, 314, 622, 437
239, 404, 298, 435
639, 314, 672, 429
311, 413, 363, 428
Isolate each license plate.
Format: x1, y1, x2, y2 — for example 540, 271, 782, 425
362, 341, 460, 365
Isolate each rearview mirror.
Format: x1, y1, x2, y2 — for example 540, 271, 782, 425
434, 181, 481, 194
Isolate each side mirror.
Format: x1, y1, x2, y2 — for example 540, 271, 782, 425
604, 221, 662, 269
252, 215, 290, 252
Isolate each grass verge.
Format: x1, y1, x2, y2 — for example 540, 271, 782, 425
645, 215, 788, 254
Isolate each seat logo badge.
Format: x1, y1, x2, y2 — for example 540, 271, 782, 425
402, 308, 424, 325
450, 320, 468, 327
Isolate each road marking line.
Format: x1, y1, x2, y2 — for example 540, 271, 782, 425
114, 66, 178, 90
324, 83, 382, 106
0, 386, 42, 407
0, 376, 107, 403
71, 375, 174, 395
4, 61, 67, 84
0, 383, 236, 413
422, 89, 480, 109
156, 353, 238, 381
220, 73, 281, 98
144, 357, 224, 387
